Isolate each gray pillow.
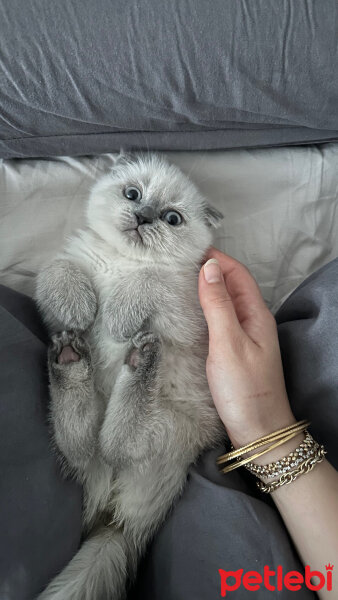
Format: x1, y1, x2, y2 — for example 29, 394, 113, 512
1, 0, 338, 159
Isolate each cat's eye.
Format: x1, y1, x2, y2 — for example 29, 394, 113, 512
124, 186, 142, 202
162, 210, 182, 226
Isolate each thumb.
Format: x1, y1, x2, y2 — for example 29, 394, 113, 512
198, 258, 241, 347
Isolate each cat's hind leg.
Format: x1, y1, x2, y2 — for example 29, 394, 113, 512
99, 330, 163, 467
48, 331, 102, 472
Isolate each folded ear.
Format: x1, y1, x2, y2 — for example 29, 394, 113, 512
111, 150, 137, 171
204, 205, 224, 228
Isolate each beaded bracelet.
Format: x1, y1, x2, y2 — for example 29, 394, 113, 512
244, 430, 320, 479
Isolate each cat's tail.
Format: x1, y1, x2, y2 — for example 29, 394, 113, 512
37, 527, 136, 600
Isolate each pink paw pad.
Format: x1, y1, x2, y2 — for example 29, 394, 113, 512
58, 345, 80, 365
127, 343, 151, 369
128, 348, 140, 369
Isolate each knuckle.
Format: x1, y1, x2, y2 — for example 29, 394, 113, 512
208, 293, 232, 310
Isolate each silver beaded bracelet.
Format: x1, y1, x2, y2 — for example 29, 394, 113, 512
243, 430, 320, 479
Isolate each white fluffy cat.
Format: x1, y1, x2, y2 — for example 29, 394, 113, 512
35, 153, 225, 600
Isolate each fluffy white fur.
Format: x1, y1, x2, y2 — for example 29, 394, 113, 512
35, 153, 225, 600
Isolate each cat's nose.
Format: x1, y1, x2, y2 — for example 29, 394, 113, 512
135, 206, 155, 226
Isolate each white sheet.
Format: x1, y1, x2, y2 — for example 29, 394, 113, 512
1, 145, 338, 313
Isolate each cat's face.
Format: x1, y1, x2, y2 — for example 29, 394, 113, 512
87, 153, 223, 264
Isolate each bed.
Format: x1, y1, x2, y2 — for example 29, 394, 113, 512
1, 1, 338, 598
3, 145, 337, 600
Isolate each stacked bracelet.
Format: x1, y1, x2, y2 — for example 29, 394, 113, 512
217, 420, 327, 494
257, 446, 326, 493
244, 430, 320, 479
217, 420, 310, 473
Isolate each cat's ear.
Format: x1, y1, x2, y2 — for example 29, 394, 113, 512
111, 150, 137, 171
204, 205, 224, 228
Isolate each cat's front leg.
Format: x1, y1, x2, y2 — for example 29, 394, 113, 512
99, 330, 162, 467
36, 259, 97, 331
48, 331, 102, 473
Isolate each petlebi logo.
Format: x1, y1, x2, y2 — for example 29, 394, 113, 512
219, 564, 334, 596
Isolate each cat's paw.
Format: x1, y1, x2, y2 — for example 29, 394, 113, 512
132, 330, 158, 350
48, 331, 92, 381
125, 331, 161, 371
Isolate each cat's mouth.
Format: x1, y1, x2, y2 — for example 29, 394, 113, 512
124, 227, 144, 245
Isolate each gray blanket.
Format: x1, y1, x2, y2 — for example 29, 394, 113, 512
1, 0, 338, 158
1, 258, 338, 599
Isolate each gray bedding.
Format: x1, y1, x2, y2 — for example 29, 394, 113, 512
1, 0, 338, 158
1, 0, 337, 596
1, 258, 338, 599
0, 286, 82, 600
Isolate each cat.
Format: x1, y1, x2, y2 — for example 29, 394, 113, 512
35, 153, 225, 600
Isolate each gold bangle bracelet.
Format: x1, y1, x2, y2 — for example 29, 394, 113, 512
217, 420, 310, 465
220, 429, 307, 474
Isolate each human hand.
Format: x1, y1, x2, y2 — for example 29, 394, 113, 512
198, 248, 297, 450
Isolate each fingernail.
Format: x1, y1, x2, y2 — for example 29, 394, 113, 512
204, 258, 221, 283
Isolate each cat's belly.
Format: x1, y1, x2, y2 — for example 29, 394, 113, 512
87, 327, 128, 398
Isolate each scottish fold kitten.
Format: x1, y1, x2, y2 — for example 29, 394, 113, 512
36, 153, 225, 600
